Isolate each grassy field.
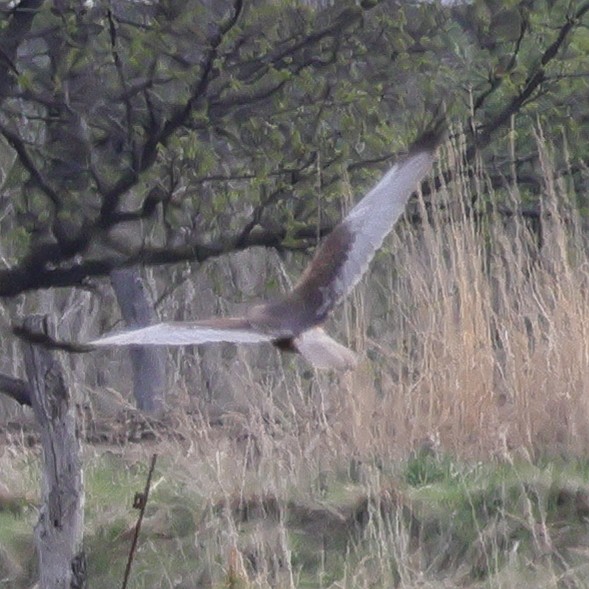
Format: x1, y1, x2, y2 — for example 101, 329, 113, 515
3, 422, 589, 589
3, 130, 589, 587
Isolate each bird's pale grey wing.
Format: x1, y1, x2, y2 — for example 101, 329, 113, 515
285, 126, 443, 328
90, 317, 274, 346
293, 327, 357, 370
333, 146, 436, 297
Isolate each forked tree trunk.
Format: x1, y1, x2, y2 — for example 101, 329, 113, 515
22, 316, 86, 589
110, 267, 166, 412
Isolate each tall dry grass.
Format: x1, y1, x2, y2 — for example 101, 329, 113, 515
340, 126, 589, 461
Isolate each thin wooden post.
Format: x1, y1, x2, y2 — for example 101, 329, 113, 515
23, 315, 86, 589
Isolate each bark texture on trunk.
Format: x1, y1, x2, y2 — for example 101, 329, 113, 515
110, 267, 166, 412
23, 315, 86, 589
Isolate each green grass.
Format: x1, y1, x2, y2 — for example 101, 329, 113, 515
5, 444, 589, 588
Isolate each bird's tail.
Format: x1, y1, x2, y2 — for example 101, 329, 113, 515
293, 327, 357, 371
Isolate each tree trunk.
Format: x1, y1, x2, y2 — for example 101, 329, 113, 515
110, 267, 166, 413
22, 315, 86, 589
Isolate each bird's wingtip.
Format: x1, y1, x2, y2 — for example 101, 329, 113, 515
409, 104, 448, 154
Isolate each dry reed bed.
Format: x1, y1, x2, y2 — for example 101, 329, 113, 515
337, 130, 589, 462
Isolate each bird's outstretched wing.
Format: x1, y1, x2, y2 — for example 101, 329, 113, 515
90, 317, 273, 346
89, 119, 444, 369
251, 120, 445, 333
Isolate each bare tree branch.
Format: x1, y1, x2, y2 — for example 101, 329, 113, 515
0, 0, 45, 97
474, 1, 589, 150
97, 0, 245, 223
472, 9, 528, 113
0, 373, 32, 406
0, 122, 62, 208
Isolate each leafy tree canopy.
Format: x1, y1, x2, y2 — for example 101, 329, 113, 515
0, 0, 588, 297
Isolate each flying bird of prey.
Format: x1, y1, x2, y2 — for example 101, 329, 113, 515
91, 122, 445, 370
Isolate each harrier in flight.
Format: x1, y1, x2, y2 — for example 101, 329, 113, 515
91, 122, 445, 370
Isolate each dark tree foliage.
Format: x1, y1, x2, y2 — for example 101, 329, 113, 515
0, 0, 436, 296
0, 0, 588, 298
